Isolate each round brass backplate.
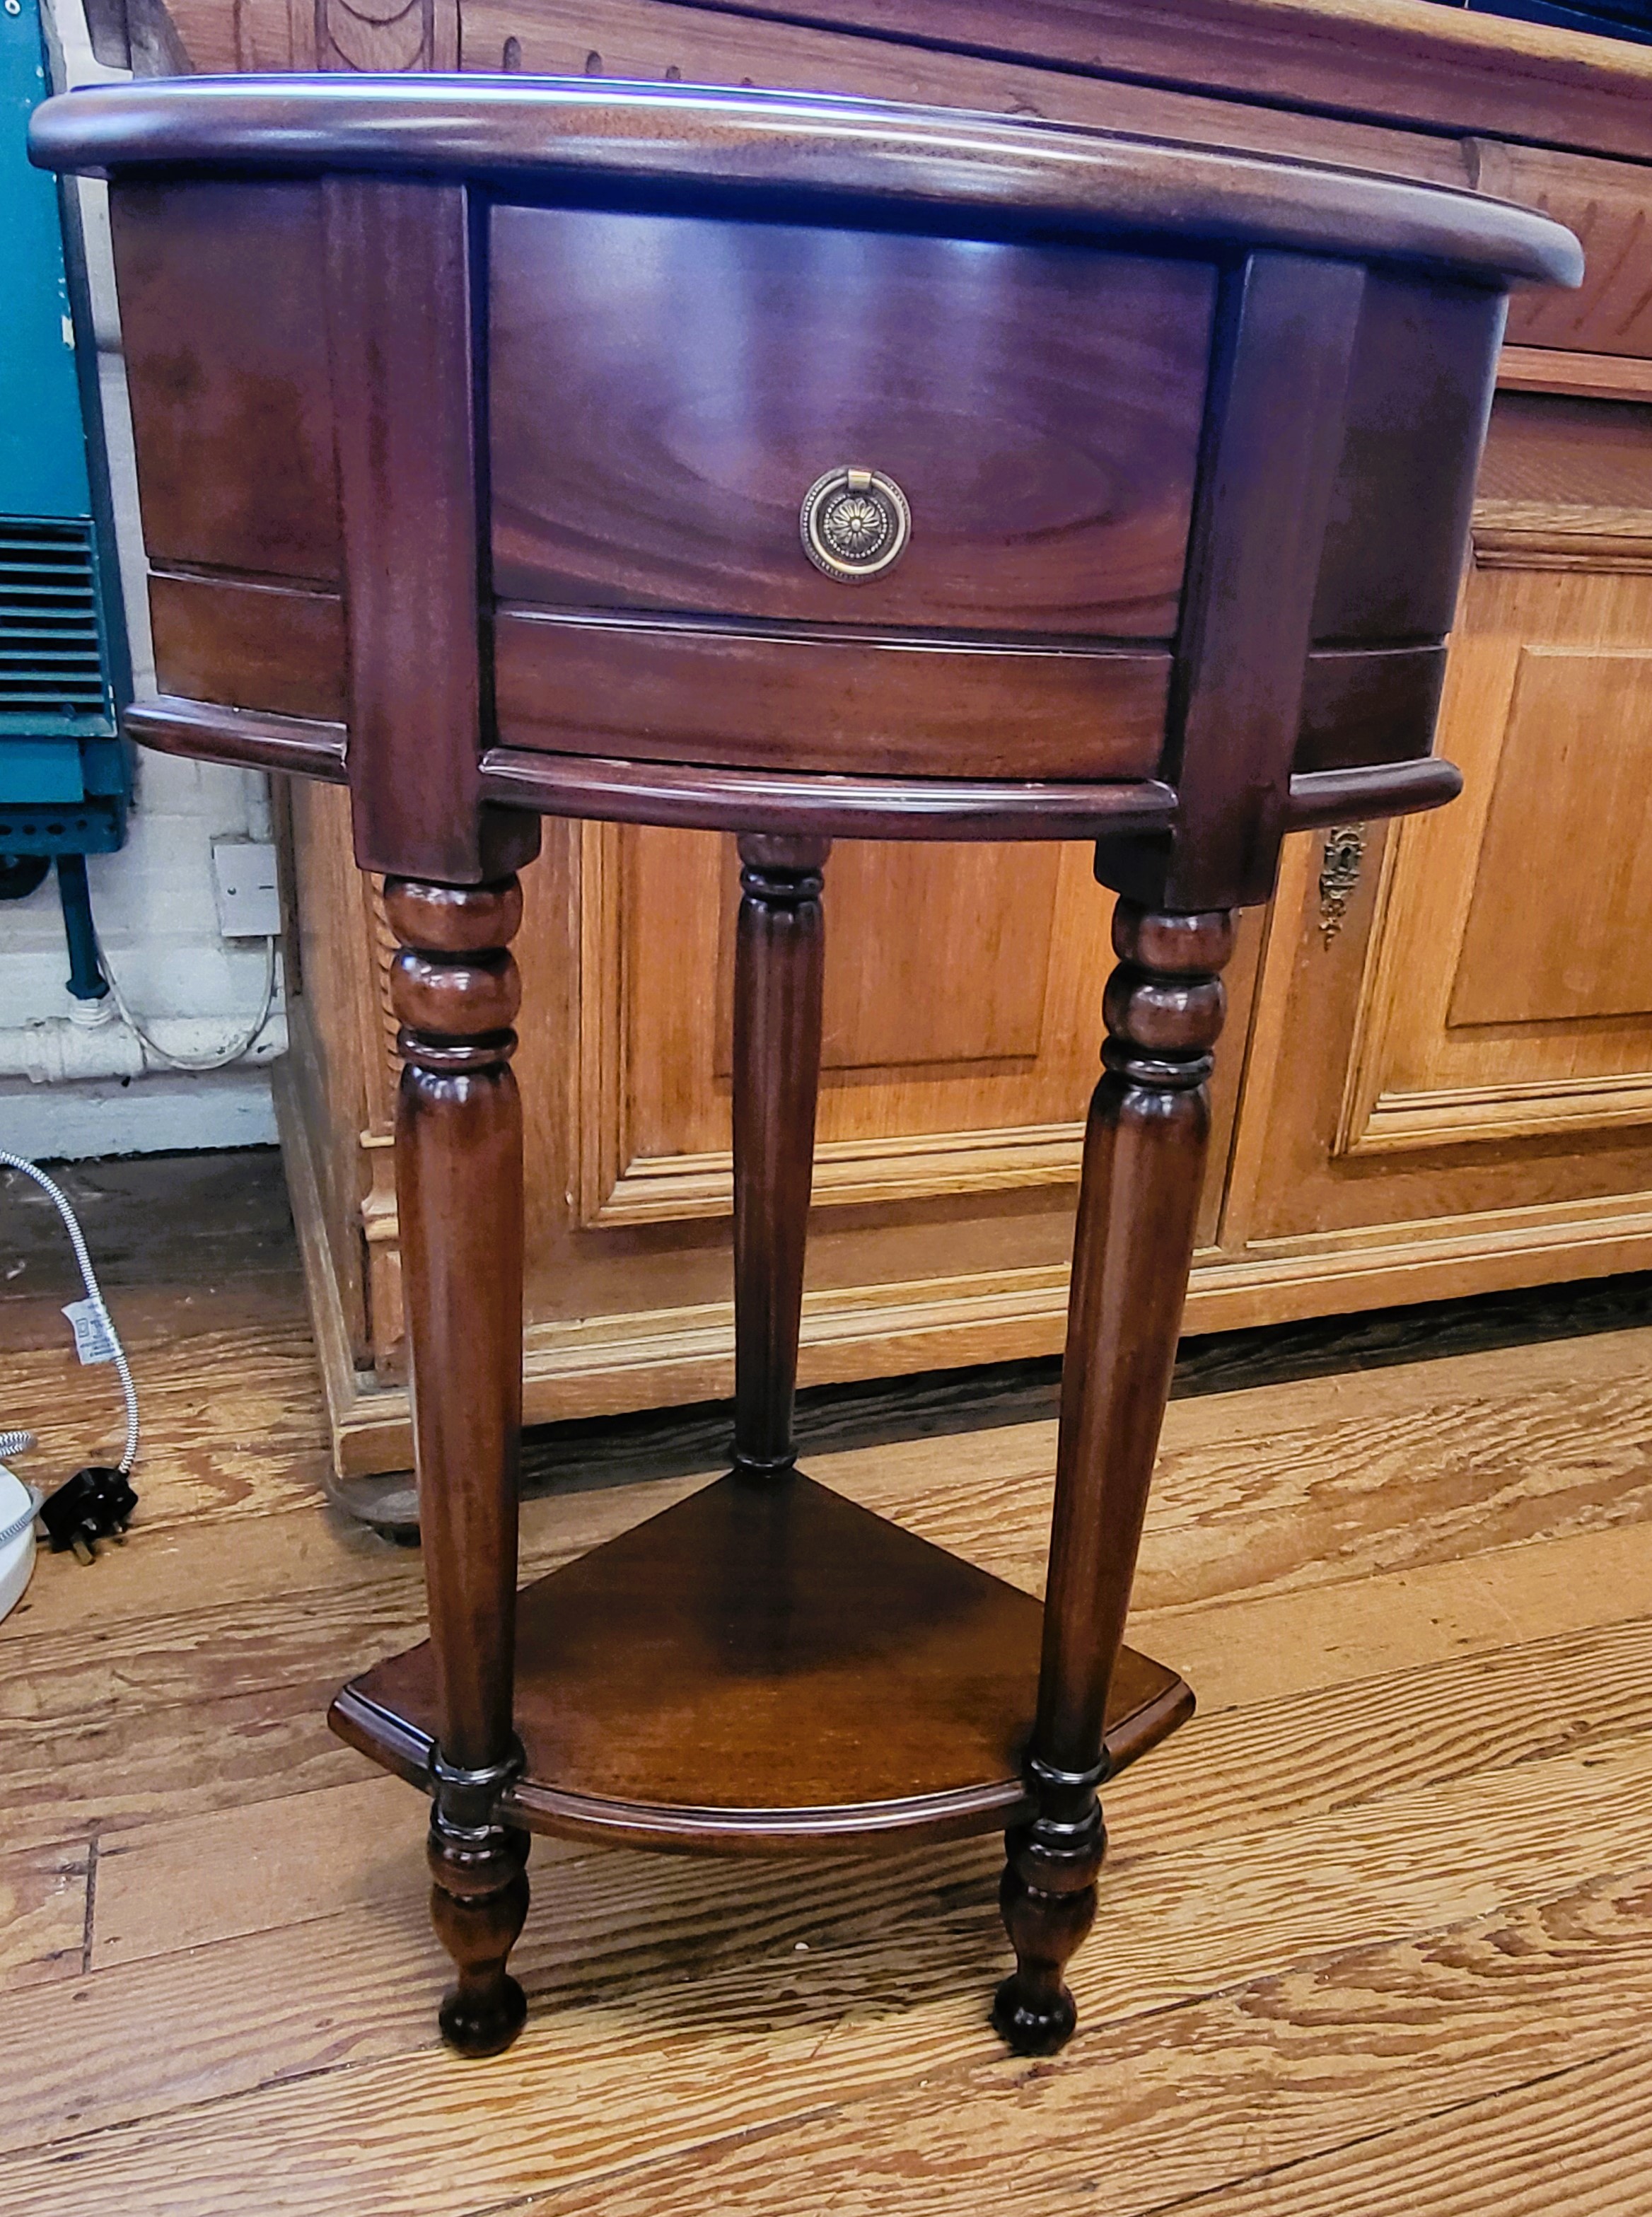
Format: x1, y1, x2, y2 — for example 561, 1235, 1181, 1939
799, 465, 912, 583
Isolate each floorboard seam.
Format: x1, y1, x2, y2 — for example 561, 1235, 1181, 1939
80, 1829, 99, 1977
1119, 2035, 1649, 2217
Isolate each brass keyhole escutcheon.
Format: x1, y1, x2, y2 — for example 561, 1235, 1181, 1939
800, 465, 912, 582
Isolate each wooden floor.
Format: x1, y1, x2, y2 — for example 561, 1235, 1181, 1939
4, 1153, 1652, 2216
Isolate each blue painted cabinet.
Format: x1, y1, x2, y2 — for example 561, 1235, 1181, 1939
0, 0, 129, 855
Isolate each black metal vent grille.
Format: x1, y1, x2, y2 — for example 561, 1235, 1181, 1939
0, 516, 110, 727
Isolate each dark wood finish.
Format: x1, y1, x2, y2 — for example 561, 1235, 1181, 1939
1310, 272, 1506, 648
1286, 757, 1463, 830
383, 873, 531, 2054
731, 834, 828, 1472
126, 696, 348, 783
995, 900, 1234, 2056
330, 1467, 1194, 1848
108, 181, 339, 583
139, 579, 1443, 786
1101, 252, 1366, 914
1294, 644, 1446, 776
32, 79, 1580, 289
32, 73, 1575, 2062
491, 205, 1211, 637
323, 176, 539, 885
149, 571, 346, 722
493, 612, 1172, 781
481, 746, 1182, 840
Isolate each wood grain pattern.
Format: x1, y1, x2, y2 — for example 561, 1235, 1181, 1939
147, 571, 346, 722
323, 178, 538, 883
35, 81, 1579, 286
490, 205, 1212, 638
1472, 138, 1652, 359
108, 180, 339, 582
1330, 549, 1652, 1170
91, 0, 1652, 167
383, 874, 534, 2048
334, 1468, 1189, 1849
481, 747, 1178, 841
6, 1172, 1652, 2214
0, 1838, 90, 1994
491, 612, 1173, 781
79, 1593, 1652, 1975
521, 1866, 1652, 2217
64, 74, 1575, 1491
629, 0, 1652, 163
1102, 251, 1365, 911
6, 1738, 1651, 2214
731, 834, 827, 1471
455, 0, 1471, 187
1310, 271, 1504, 647
1450, 648, 1652, 1025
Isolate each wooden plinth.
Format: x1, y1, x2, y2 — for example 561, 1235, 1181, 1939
330, 1470, 1192, 1854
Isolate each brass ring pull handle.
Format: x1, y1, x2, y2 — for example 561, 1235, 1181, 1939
799, 465, 912, 581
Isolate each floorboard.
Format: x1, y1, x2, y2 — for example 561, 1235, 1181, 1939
1, 1148, 1649, 2217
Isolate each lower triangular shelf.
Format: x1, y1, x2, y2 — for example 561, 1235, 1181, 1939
330, 1469, 1192, 1851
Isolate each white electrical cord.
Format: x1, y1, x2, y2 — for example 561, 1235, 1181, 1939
0, 1471, 44, 1549
0, 1152, 140, 1529
91, 930, 279, 1073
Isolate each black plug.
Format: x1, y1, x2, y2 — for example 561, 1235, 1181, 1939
37, 1466, 138, 1562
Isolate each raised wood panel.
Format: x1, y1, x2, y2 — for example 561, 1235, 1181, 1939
709, 843, 1064, 1076
815, 844, 1062, 1071
489, 206, 1212, 639
1450, 648, 1652, 1026
1215, 816, 1652, 1272
578, 830, 1119, 1226
1315, 559, 1652, 1165
1470, 140, 1652, 359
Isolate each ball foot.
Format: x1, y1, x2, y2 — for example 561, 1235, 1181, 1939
991, 1974, 1077, 2057
438, 1972, 528, 2058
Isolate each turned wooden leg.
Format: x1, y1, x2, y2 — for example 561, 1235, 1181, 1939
994, 900, 1236, 2057
385, 874, 531, 2058
731, 834, 829, 1476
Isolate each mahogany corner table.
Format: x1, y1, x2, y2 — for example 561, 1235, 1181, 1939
32, 78, 1578, 2059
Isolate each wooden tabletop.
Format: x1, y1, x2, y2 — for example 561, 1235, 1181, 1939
27, 77, 1583, 284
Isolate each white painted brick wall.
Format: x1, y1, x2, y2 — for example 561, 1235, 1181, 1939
0, 0, 282, 1158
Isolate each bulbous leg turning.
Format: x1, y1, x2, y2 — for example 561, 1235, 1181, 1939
991, 1796, 1104, 2057
429, 1809, 530, 2058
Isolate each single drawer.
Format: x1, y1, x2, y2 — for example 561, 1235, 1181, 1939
489, 206, 1214, 640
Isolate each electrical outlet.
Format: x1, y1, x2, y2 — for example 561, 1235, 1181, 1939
211, 839, 281, 938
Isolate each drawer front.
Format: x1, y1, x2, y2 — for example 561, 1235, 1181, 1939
489, 206, 1214, 639
493, 612, 1170, 780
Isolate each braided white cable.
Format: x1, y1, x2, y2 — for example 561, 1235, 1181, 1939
0, 1482, 45, 1551
0, 1151, 139, 1477
92, 931, 278, 1073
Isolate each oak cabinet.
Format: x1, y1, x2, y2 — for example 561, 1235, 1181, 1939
102, 0, 1652, 1477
